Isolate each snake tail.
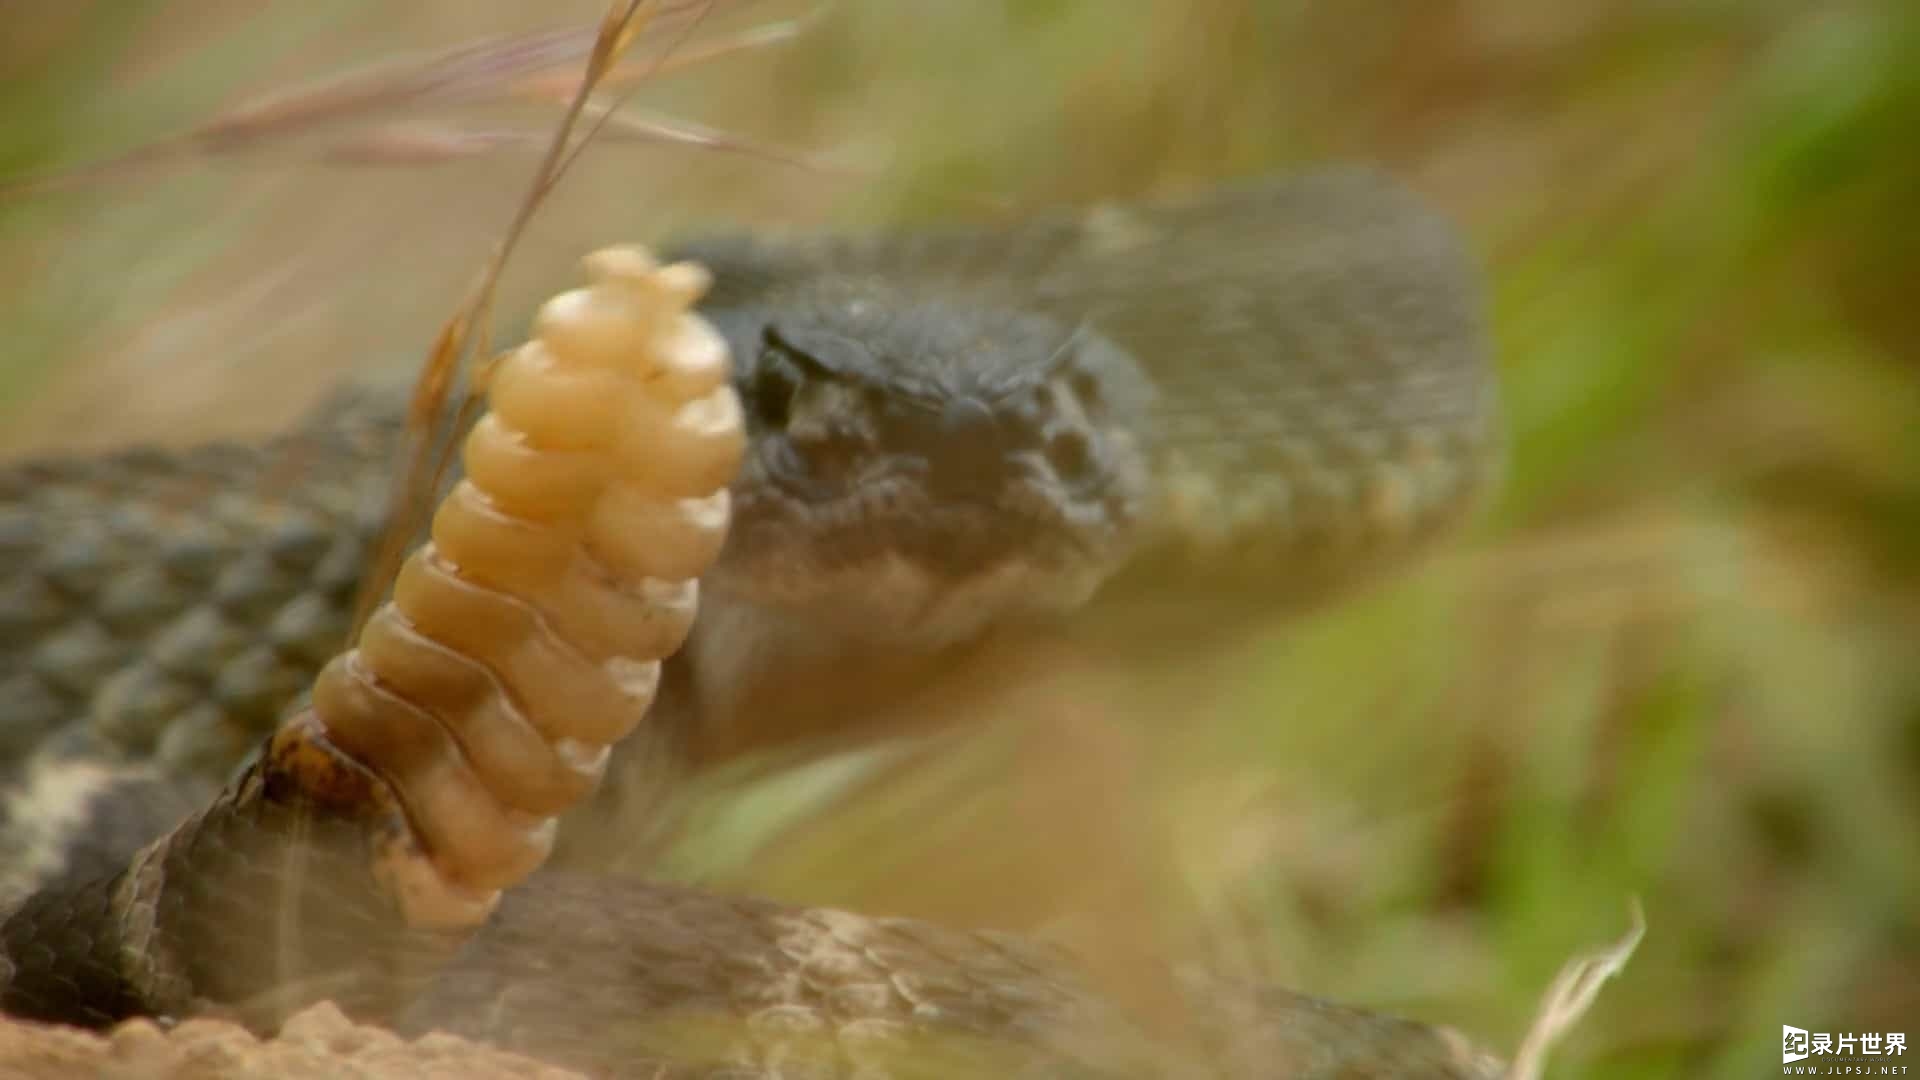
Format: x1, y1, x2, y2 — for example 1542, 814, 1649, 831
1, 248, 745, 1026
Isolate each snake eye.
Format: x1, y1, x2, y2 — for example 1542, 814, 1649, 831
1067, 368, 1104, 414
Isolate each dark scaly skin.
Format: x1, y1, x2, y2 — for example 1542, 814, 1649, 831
0, 389, 399, 904
404, 874, 1502, 1077
0, 388, 395, 775
0, 170, 1504, 1076
685, 166, 1495, 602
0, 749, 1503, 1077
3, 167, 1495, 788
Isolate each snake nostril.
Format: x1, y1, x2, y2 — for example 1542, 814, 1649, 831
1068, 369, 1103, 413
1045, 429, 1094, 482
747, 361, 797, 429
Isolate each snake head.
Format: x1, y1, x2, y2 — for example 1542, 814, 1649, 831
706, 287, 1154, 647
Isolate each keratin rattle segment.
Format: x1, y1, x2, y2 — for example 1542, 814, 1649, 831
270, 247, 744, 928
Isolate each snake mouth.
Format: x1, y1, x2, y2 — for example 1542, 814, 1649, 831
713, 473, 1140, 642
727, 503, 1117, 579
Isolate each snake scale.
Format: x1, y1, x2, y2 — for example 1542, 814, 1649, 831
0, 169, 1503, 1076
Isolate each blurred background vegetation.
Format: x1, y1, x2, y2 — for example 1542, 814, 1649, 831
3, 2, 1915, 1076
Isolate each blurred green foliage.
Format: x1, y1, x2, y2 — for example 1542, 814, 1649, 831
3, 2, 1916, 1076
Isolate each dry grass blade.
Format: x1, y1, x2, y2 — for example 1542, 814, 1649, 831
1504, 899, 1646, 1080
0, 1, 763, 199
191, 29, 596, 146
316, 125, 532, 167
514, 9, 821, 100
314, 11, 828, 174
542, 0, 713, 194
0, 28, 591, 198
311, 111, 841, 176
596, 107, 852, 173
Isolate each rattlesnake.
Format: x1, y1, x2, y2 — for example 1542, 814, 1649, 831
0, 169, 1504, 1076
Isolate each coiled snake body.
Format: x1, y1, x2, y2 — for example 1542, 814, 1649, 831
0, 170, 1501, 1076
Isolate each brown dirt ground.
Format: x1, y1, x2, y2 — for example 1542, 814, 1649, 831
0, 1003, 584, 1079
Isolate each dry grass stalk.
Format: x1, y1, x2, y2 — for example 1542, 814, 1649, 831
1505, 900, 1645, 1080
0, 1, 791, 200
350, 0, 688, 636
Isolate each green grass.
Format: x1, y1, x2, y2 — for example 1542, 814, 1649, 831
4, 2, 1916, 1074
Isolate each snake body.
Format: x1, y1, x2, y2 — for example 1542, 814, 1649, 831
0, 169, 1501, 1076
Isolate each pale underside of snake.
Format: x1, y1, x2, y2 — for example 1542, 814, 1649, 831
0, 169, 1504, 1076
